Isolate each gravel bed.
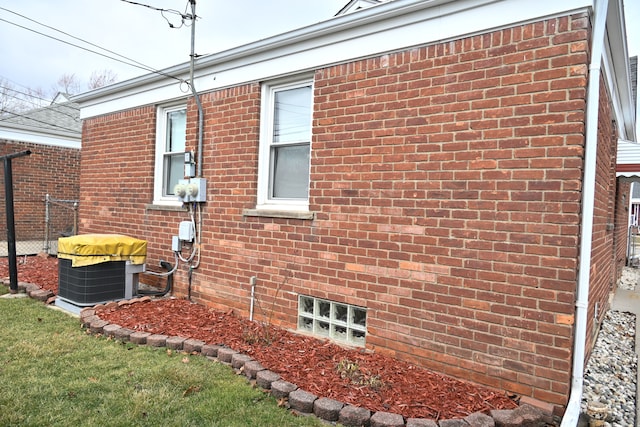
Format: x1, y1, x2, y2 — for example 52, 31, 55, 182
618, 268, 639, 291
581, 267, 638, 426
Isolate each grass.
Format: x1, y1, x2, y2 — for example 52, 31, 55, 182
0, 295, 325, 427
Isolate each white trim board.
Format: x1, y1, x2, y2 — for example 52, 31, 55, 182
75, 0, 592, 119
0, 127, 80, 150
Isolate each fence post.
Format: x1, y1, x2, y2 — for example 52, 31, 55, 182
2, 150, 31, 293
73, 201, 78, 235
43, 193, 50, 253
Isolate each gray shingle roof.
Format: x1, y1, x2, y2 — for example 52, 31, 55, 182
0, 101, 80, 137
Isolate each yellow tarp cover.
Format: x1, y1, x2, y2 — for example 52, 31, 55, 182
58, 234, 147, 267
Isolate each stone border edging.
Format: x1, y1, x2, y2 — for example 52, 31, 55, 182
5, 282, 556, 427
80, 298, 555, 427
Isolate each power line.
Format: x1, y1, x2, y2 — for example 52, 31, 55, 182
0, 83, 54, 105
0, 17, 151, 74
0, 109, 80, 134
0, 74, 45, 95
119, 0, 185, 15
119, 0, 195, 29
0, 87, 79, 122
0, 85, 48, 110
0, 6, 160, 75
0, 9, 186, 84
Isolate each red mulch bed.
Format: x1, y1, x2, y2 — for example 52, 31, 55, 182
0, 255, 59, 294
0, 256, 518, 420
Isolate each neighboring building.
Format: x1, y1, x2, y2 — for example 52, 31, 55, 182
618, 140, 640, 220
617, 56, 639, 262
0, 93, 81, 247
72, 0, 636, 421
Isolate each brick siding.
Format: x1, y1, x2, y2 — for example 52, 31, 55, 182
0, 140, 80, 241
79, 12, 628, 411
586, 76, 619, 354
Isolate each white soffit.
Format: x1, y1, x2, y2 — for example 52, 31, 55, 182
76, 0, 591, 119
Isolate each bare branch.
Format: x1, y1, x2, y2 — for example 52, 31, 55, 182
88, 69, 118, 90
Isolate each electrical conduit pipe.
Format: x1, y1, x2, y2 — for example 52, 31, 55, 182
560, 0, 609, 425
188, 0, 204, 178
138, 260, 176, 297
249, 276, 256, 322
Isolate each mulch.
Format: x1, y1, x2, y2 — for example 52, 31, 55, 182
1, 255, 518, 420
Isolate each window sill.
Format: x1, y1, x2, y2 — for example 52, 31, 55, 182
243, 208, 315, 220
145, 203, 186, 212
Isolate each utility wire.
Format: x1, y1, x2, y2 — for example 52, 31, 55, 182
0, 85, 49, 110
0, 11, 186, 84
0, 84, 52, 104
119, 0, 185, 15
119, 0, 196, 29
0, 87, 79, 122
0, 109, 80, 134
0, 74, 45, 95
0, 83, 74, 106
0, 6, 161, 75
0, 17, 154, 75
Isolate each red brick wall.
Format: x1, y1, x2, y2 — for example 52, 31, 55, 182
79, 13, 607, 409
585, 76, 621, 352
79, 106, 190, 271
0, 140, 80, 241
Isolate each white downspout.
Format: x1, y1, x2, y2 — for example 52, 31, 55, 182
560, 0, 609, 425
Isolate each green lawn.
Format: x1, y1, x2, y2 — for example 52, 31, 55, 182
0, 296, 325, 427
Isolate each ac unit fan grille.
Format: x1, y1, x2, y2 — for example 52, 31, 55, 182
58, 258, 126, 306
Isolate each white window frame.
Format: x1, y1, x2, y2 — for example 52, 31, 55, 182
153, 103, 187, 206
257, 77, 313, 212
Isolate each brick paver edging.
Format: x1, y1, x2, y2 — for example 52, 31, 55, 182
8, 281, 555, 427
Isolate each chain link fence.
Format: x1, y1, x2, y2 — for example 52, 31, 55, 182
0, 194, 78, 257
629, 226, 640, 267
43, 194, 78, 254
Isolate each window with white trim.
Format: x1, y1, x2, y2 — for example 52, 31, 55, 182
298, 295, 367, 346
257, 79, 312, 212
154, 104, 186, 205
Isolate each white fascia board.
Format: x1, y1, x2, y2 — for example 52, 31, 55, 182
0, 126, 81, 149
605, 0, 636, 141
76, 0, 592, 119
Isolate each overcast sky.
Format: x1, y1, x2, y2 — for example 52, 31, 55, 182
0, 0, 346, 95
0, 0, 638, 98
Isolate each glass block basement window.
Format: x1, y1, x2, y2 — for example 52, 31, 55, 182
298, 295, 367, 346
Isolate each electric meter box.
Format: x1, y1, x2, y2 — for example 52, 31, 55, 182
187, 177, 206, 202
176, 178, 207, 203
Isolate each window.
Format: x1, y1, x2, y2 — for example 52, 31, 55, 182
154, 105, 186, 205
258, 79, 312, 211
298, 296, 367, 346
